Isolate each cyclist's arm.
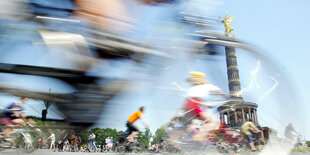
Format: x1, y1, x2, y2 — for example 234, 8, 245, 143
210, 90, 226, 96
11, 110, 26, 118
195, 99, 226, 108
20, 113, 26, 119
292, 130, 301, 136
198, 102, 213, 108
140, 116, 149, 128
250, 123, 261, 133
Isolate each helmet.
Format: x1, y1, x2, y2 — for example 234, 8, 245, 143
186, 71, 207, 85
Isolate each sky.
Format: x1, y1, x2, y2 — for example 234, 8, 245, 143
91, 0, 310, 139
0, 0, 310, 141
92, 0, 310, 139
214, 0, 310, 139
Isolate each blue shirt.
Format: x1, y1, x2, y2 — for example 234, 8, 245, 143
1, 102, 23, 118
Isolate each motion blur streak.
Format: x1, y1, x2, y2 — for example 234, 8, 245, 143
0, 0, 302, 154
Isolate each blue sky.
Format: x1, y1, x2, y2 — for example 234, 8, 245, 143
0, 0, 309, 140
214, 0, 310, 139
93, 0, 310, 139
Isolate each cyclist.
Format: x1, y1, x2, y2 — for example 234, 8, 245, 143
241, 118, 262, 151
285, 123, 300, 142
1, 97, 28, 140
184, 71, 226, 141
126, 106, 149, 142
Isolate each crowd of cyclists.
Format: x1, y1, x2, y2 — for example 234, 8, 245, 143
2, 71, 302, 153
0, 72, 259, 151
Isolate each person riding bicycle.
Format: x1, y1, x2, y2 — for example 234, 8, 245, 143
126, 106, 149, 143
1, 97, 28, 140
285, 123, 301, 142
184, 71, 226, 141
241, 118, 262, 151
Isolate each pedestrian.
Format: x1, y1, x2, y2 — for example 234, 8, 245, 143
109, 137, 114, 151
88, 132, 97, 152
63, 139, 70, 152
47, 132, 56, 151
115, 141, 119, 152
77, 135, 81, 151
105, 137, 110, 151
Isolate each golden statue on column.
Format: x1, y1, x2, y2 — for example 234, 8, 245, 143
219, 12, 235, 33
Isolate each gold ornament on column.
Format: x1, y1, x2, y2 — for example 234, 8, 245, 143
219, 11, 235, 33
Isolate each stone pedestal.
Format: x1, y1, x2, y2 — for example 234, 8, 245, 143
217, 100, 259, 127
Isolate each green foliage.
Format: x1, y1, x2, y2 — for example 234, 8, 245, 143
306, 141, 310, 147
137, 128, 152, 149
24, 116, 170, 150
152, 126, 167, 145
81, 128, 124, 146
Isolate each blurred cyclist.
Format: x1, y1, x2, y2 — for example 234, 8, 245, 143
126, 106, 149, 142
285, 123, 300, 142
1, 97, 28, 140
184, 72, 226, 141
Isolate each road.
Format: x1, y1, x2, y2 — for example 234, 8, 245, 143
0, 149, 309, 155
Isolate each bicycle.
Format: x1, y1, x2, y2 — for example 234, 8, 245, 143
165, 101, 248, 154
0, 121, 42, 153
237, 131, 265, 152
165, 114, 221, 153
116, 130, 144, 153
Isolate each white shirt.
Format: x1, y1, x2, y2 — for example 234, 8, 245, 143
90, 134, 95, 140
50, 133, 55, 141
186, 84, 221, 99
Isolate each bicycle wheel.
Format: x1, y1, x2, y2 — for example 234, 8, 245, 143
17, 131, 39, 153
0, 138, 9, 152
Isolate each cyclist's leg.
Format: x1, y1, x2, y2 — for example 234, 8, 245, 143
2, 117, 28, 141
193, 111, 219, 140
127, 132, 138, 142
126, 122, 138, 142
3, 127, 16, 139
246, 134, 256, 151
199, 111, 220, 130
1, 117, 14, 139
11, 118, 26, 126
254, 132, 264, 150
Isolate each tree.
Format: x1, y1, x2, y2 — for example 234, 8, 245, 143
137, 128, 152, 149
80, 128, 125, 146
152, 126, 167, 145
306, 141, 310, 147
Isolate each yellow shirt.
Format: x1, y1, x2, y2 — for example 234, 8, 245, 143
241, 121, 256, 135
128, 111, 142, 123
